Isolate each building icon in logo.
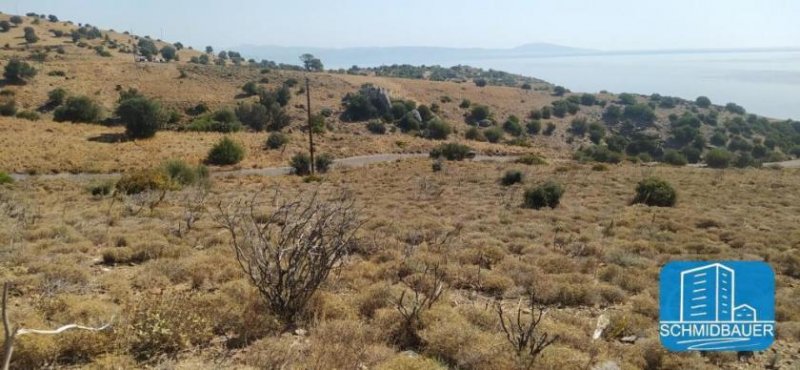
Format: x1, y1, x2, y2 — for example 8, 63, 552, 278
680, 263, 736, 322
660, 261, 775, 352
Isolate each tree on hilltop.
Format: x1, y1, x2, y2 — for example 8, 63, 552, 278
300, 53, 324, 71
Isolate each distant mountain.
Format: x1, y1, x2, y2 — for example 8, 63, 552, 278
233, 43, 592, 69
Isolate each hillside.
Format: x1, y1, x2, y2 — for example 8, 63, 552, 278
0, 12, 799, 370
0, 13, 797, 174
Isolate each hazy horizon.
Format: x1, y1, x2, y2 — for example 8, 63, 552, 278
4, 0, 800, 52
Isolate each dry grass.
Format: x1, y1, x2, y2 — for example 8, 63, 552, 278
0, 158, 798, 369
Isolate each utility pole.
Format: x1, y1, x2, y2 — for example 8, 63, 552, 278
306, 77, 315, 175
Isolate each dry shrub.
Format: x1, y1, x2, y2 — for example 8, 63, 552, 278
376, 353, 447, 370
84, 354, 138, 369
243, 335, 307, 369
355, 282, 395, 319
476, 270, 515, 298
776, 250, 800, 279
419, 306, 514, 370
531, 345, 590, 370
537, 274, 598, 307
496, 258, 541, 288
602, 311, 651, 340
373, 307, 407, 345
102, 241, 187, 265
124, 292, 216, 361
304, 319, 384, 369
777, 321, 800, 341
216, 190, 362, 329
457, 304, 497, 331
596, 283, 627, 305
305, 291, 358, 323
36, 262, 90, 295
630, 293, 659, 319
32, 295, 117, 364
776, 287, 800, 321
5, 309, 60, 369
535, 254, 578, 274
212, 280, 281, 348
456, 244, 506, 268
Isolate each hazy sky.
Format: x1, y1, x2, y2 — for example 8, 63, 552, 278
4, 0, 799, 50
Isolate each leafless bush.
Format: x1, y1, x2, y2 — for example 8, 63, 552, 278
414, 177, 444, 200
495, 290, 558, 369
394, 261, 446, 348
216, 190, 361, 329
172, 186, 209, 238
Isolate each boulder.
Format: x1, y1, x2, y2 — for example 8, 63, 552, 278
410, 109, 422, 123
478, 119, 493, 128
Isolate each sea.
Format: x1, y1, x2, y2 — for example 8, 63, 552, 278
458, 50, 800, 121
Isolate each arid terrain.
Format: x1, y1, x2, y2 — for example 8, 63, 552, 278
0, 12, 799, 370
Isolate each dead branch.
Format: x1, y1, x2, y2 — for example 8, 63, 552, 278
2, 282, 113, 370
495, 290, 558, 369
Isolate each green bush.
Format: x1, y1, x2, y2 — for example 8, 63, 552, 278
315, 153, 334, 173
15, 110, 39, 121
241, 81, 260, 96
526, 120, 541, 135
3, 59, 37, 84
575, 145, 623, 164
53, 96, 102, 123
290, 153, 311, 175
206, 137, 245, 165
705, 148, 733, 169
188, 110, 243, 133
88, 181, 114, 197
265, 132, 288, 149
544, 122, 556, 136
632, 177, 676, 207
484, 127, 504, 143
618, 93, 637, 105
733, 152, 755, 168
235, 103, 267, 131
623, 103, 656, 125
117, 96, 165, 139
580, 93, 596, 106
162, 160, 208, 186
500, 170, 523, 186
663, 150, 688, 166
0, 171, 13, 185
464, 127, 485, 141
541, 106, 552, 119
468, 105, 491, 123
366, 120, 386, 134
0, 97, 16, 116
588, 123, 605, 144
47, 87, 67, 107
424, 118, 451, 140
116, 169, 172, 195
502, 118, 523, 136
459, 99, 471, 109
23, 27, 38, 43
523, 181, 564, 209
695, 96, 711, 108
515, 154, 547, 165
429, 143, 473, 161
569, 118, 588, 136
160, 45, 177, 61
